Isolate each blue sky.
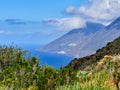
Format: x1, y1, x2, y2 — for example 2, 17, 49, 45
0, 0, 86, 20
0, 0, 120, 46
0, 0, 86, 46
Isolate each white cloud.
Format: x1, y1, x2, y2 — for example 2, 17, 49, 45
65, 0, 120, 24
43, 0, 120, 31
0, 30, 12, 35
65, 6, 75, 13
43, 17, 86, 31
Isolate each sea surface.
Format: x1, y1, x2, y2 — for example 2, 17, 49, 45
21, 45, 73, 68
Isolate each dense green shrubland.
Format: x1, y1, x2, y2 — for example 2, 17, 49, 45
0, 46, 78, 90
0, 46, 120, 90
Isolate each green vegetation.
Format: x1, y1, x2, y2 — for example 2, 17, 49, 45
67, 36, 120, 70
57, 55, 120, 90
1, 38, 120, 90
56, 71, 115, 90
0, 46, 78, 90
0, 46, 120, 90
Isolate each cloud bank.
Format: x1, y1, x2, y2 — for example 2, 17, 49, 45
44, 0, 120, 31
43, 17, 86, 31
66, 0, 120, 23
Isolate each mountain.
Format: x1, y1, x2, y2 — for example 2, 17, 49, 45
39, 17, 120, 57
66, 36, 120, 70
39, 22, 105, 57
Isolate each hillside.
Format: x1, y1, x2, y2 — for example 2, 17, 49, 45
0, 46, 119, 90
39, 17, 120, 57
39, 22, 105, 57
66, 36, 120, 70
0, 46, 78, 90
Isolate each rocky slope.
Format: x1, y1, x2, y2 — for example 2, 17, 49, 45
39, 17, 120, 57
66, 36, 120, 70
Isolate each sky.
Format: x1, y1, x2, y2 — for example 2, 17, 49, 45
0, 0, 120, 46
0, 0, 86, 20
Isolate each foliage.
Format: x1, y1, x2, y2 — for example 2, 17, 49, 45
96, 55, 120, 90
56, 70, 116, 90
1, 45, 120, 90
0, 46, 78, 90
67, 36, 120, 70
57, 55, 120, 90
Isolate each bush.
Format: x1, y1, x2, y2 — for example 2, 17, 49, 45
0, 46, 78, 90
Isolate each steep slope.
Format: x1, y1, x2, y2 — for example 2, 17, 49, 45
66, 36, 120, 70
76, 16, 120, 57
72, 28, 120, 57
39, 22, 105, 56
39, 17, 120, 57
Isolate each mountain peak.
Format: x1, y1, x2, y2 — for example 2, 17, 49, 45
39, 17, 120, 58
83, 22, 105, 35
67, 22, 105, 35
86, 22, 104, 27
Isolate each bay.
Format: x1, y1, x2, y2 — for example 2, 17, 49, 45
21, 45, 73, 68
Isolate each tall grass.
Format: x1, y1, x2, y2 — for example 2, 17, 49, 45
0, 86, 12, 90
56, 70, 116, 90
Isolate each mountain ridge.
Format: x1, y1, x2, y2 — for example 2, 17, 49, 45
39, 17, 120, 57
39, 22, 105, 57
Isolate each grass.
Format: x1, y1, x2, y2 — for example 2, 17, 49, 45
0, 86, 11, 90
1, 70, 116, 90
0, 46, 119, 90
56, 70, 116, 90
56, 55, 120, 90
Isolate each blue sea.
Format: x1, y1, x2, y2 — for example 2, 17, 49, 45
21, 45, 73, 68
